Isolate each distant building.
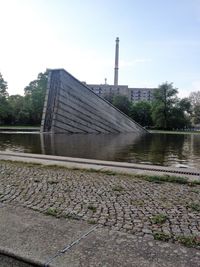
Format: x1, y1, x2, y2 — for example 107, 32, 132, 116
129, 87, 156, 102
84, 38, 157, 103
86, 83, 156, 103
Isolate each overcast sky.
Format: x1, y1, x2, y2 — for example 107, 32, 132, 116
0, 0, 200, 97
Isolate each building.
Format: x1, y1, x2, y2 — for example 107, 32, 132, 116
86, 84, 156, 102
85, 38, 157, 103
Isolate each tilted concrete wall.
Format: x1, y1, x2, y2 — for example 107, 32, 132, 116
41, 69, 148, 134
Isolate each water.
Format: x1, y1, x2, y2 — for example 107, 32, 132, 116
0, 132, 200, 168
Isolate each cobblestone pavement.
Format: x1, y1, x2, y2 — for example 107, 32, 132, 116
0, 161, 200, 248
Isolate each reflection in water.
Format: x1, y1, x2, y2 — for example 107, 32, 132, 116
40, 133, 141, 162
0, 132, 200, 168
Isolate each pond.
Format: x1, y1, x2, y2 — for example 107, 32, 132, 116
0, 132, 200, 168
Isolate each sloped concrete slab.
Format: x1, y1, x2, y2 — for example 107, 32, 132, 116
41, 69, 147, 134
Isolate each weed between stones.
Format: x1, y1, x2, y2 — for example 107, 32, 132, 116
112, 185, 124, 192
177, 235, 200, 248
187, 202, 200, 212
87, 219, 96, 224
45, 207, 59, 217
142, 175, 188, 184
48, 180, 59, 185
153, 231, 171, 241
151, 214, 168, 224
88, 205, 97, 212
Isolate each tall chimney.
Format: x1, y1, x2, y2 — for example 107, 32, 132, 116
114, 37, 119, 86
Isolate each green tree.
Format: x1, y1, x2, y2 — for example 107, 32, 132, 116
189, 91, 200, 124
151, 82, 178, 129
168, 98, 191, 129
112, 95, 132, 116
104, 92, 115, 103
152, 83, 192, 129
23, 71, 48, 124
7, 95, 25, 124
130, 101, 152, 126
0, 73, 10, 124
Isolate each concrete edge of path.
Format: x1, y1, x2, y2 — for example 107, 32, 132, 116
0, 151, 200, 180
0, 151, 200, 181
0, 204, 96, 267
0, 205, 199, 267
0, 246, 43, 267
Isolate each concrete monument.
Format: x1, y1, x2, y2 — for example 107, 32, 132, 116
41, 69, 148, 134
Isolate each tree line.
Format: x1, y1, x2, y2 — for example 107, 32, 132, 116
0, 71, 47, 125
105, 83, 200, 130
0, 71, 200, 129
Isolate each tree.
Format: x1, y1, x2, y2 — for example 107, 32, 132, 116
23, 71, 48, 124
7, 95, 25, 124
189, 91, 200, 124
0, 73, 10, 124
130, 101, 152, 126
104, 92, 115, 103
168, 98, 191, 129
151, 82, 178, 129
112, 95, 132, 116
0, 73, 8, 98
189, 91, 200, 107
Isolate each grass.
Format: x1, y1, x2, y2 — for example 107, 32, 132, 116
87, 219, 96, 225
45, 207, 59, 217
1, 159, 200, 187
0, 125, 40, 128
153, 231, 171, 241
187, 202, 200, 212
112, 185, 124, 192
86, 168, 116, 176
63, 213, 81, 220
48, 180, 59, 185
190, 189, 200, 194
177, 235, 200, 248
130, 199, 144, 207
142, 175, 189, 184
151, 214, 168, 224
149, 130, 200, 135
88, 205, 97, 212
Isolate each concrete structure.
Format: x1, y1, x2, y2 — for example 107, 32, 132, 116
41, 69, 147, 134
114, 37, 119, 86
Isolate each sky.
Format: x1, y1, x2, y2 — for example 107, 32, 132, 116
0, 0, 200, 97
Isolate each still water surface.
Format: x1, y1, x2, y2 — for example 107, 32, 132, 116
0, 132, 200, 168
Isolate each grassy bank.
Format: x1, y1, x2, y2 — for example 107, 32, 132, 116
149, 130, 200, 135
0, 126, 40, 131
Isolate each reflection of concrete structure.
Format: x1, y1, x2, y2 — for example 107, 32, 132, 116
40, 133, 141, 160
41, 69, 147, 134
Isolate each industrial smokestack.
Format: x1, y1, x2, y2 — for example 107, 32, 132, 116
114, 37, 119, 86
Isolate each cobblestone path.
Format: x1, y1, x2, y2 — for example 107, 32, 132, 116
0, 161, 200, 248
